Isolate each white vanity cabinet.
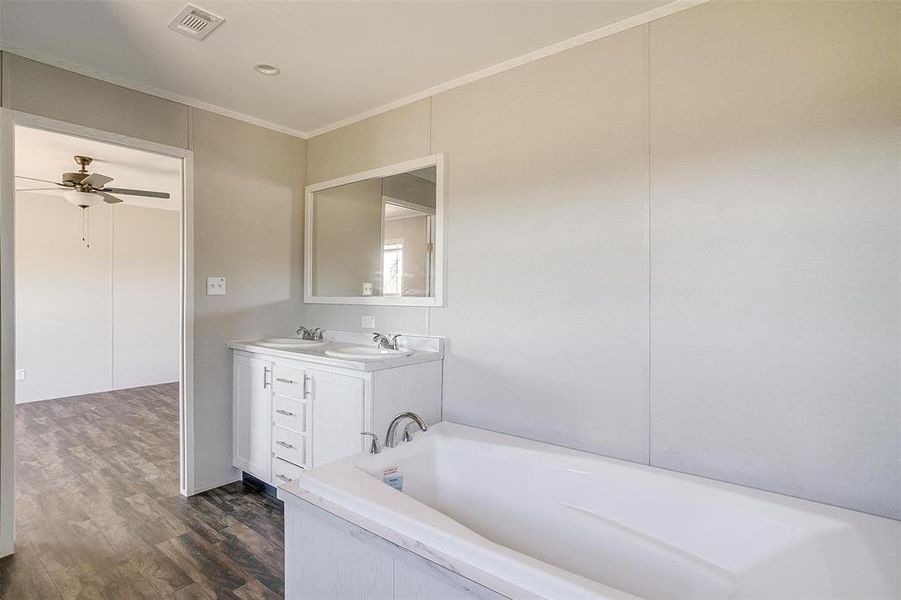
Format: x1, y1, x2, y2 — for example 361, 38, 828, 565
231, 334, 442, 489
233, 353, 275, 482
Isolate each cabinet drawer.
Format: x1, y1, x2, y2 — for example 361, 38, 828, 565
272, 425, 305, 465
272, 457, 304, 485
272, 396, 306, 433
272, 365, 305, 399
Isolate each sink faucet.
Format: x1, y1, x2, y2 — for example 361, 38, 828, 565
385, 412, 428, 448
297, 326, 323, 341
373, 332, 401, 350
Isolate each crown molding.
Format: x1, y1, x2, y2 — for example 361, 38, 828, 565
1, 0, 708, 142
0, 42, 310, 139
305, 0, 708, 138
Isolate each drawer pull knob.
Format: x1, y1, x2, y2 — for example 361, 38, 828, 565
276, 441, 296, 449
276, 378, 297, 384
275, 473, 290, 481
275, 409, 296, 417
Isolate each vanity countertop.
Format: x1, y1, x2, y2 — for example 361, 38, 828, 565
229, 331, 443, 372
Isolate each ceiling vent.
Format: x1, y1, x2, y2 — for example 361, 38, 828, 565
168, 4, 224, 41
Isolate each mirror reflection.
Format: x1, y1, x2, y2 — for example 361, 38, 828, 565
310, 166, 436, 298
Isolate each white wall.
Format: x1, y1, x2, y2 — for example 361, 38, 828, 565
113, 203, 180, 390
302, 1, 900, 519
14, 194, 179, 403
15, 193, 112, 402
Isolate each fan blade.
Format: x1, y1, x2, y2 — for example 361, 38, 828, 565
82, 173, 113, 188
15, 175, 66, 186
97, 191, 123, 204
102, 187, 170, 199
16, 187, 63, 191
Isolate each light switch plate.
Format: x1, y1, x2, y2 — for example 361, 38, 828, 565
361, 315, 375, 328
207, 276, 226, 295
15, 368, 25, 381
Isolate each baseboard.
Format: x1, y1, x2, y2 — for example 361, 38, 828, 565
15, 381, 179, 404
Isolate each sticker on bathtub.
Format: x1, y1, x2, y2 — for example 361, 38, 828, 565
382, 466, 404, 492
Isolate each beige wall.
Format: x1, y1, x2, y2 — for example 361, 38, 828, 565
647, 0, 900, 519
1, 52, 306, 492
302, 1, 900, 518
191, 109, 305, 490
15, 198, 180, 403
1, 53, 188, 149
312, 178, 383, 296
432, 26, 652, 463
382, 173, 436, 210
305, 100, 432, 332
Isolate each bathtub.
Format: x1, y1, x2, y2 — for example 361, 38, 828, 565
279, 422, 901, 599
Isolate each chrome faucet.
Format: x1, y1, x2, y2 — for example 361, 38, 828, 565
361, 432, 382, 454
373, 332, 401, 350
385, 412, 428, 448
297, 326, 323, 341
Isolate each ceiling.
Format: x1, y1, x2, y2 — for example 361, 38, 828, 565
0, 1, 671, 136
15, 126, 182, 211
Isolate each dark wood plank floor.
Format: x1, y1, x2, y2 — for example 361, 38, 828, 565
0, 383, 284, 600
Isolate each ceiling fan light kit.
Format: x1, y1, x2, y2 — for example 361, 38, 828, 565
15, 155, 171, 206
15, 154, 173, 247
64, 190, 101, 209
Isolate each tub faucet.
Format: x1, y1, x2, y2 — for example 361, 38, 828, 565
373, 333, 401, 350
361, 432, 382, 454
385, 412, 428, 448
297, 326, 322, 341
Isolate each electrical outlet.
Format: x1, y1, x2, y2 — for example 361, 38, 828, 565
361, 315, 375, 329
207, 276, 226, 295
15, 368, 25, 381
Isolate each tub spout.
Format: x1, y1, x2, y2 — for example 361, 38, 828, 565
386, 412, 429, 448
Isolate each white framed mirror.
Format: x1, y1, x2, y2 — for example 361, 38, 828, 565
304, 154, 445, 306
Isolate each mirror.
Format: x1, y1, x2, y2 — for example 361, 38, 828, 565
305, 156, 443, 306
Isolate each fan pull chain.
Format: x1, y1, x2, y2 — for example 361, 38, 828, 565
82, 207, 91, 248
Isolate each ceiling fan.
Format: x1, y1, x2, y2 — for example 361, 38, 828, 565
15, 155, 171, 208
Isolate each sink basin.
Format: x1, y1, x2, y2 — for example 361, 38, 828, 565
256, 337, 326, 349
324, 346, 413, 360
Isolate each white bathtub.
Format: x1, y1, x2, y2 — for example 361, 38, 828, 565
283, 422, 901, 599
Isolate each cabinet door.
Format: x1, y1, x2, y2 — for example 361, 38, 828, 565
309, 370, 365, 467
233, 354, 273, 482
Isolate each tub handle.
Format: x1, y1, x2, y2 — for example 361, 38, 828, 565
361, 432, 382, 454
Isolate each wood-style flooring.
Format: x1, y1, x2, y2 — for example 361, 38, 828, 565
0, 383, 285, 600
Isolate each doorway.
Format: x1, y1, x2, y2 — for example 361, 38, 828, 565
0, 110, 196, 557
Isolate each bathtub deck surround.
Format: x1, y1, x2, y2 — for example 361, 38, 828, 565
279, 423, 901, 600
229, 330, 442, 489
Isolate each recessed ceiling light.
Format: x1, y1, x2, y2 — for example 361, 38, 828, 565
254, 64, 280, 76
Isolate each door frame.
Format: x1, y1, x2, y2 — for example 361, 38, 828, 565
0, 109, 197, 557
